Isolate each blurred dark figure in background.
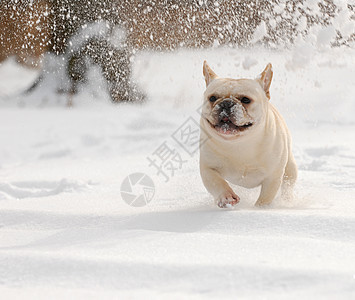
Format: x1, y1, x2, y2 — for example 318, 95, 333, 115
0, 0, 142, 103
47, 0, 267, 104
66, 32, 142, 104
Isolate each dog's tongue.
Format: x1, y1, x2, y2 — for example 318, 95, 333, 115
218, 122, 234, 134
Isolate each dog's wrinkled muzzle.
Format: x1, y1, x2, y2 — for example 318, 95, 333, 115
218, 98, 235, 122
207, 96, 253, 136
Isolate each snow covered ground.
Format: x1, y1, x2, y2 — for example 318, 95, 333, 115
0, 46, 355, 299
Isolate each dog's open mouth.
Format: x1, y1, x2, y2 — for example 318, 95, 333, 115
207, 118, 253, 135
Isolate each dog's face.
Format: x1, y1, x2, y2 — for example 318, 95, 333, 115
201, 61, 273, 140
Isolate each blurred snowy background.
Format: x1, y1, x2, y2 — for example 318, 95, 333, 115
0, 1, 355, 299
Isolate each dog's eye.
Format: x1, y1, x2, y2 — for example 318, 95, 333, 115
241, 97, 251, 104
209, 96, 217, 102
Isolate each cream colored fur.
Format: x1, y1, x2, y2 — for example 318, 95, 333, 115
200, 61, 297, 208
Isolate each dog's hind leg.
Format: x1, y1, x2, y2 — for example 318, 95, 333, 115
281, 153, 298, 201
255, 173, 283, 207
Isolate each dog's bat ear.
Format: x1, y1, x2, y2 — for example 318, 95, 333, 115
203, 61, 218, 87
257, 63, 273, 100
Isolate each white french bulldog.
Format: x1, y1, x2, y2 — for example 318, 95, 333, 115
200, 61, 297, 208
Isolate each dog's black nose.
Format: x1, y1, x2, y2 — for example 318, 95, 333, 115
220, 99, 234, 109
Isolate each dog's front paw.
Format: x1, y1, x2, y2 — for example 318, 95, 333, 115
216, 191, 240, 208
